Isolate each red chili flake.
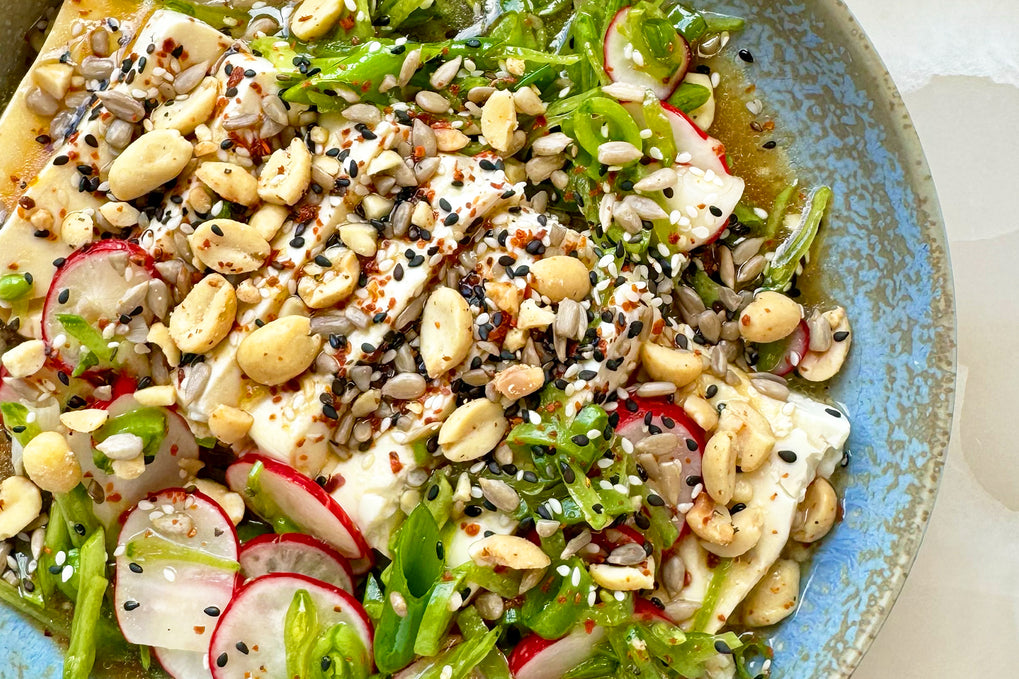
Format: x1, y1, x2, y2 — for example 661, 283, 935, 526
388, 451, 403, 474
339, 15, 356, 31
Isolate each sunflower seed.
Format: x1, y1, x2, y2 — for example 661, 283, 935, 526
751, 378, 789, 400
173, 61, 209, 95
222, 113, 259, 130
597, 141, 642, 165
718, 246, 736, 289
261, 95, 290, 125
309, 311, 355, 336
612, 199, 642, 234
732, 237, 765, 266
105, 118, 135, 149
78, 56, 114, 80
415, 156, 440, 183
467, 86, 495, 104
531, 132, 573, 156
394, 294, 425, 329
382, 373, 426, 400
342, 103, 382, 126
709, 345, 728, 377
635, 433, 682, 457
697, 310, 721, 344
807, 310, 833, 352
626, 195, 669, 221
429, 56, 462, 90
98, 90, 146, 122
635, 381, 677, 398
607, 542, 647, 566
178, 362, 211, 405
398, 49, 422, 87
633, 167, 679, 192
677, 286, 706, 317
661, 554, 686, 595
737, 254, 766, 284
479, 478, 520, 512
462, 369, 491, 387
412, 119, 436, 157
561, 530, 592, 559
415, 90, 449, 114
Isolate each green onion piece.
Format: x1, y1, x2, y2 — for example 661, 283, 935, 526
702, 11, 746, 34
564, 655, 619, 679
423, 473, 453, 529
762, 186, 832, 291
37, 500, 70, 598
0, 273, 32, 301
57, 314, 115, 363
692, 558, 732, 632
732, 202, 766, 232
307, 622, 372, 679
243, 461, 304, 535
0, 578, 71, 635
418, 626, 501, 679
457, 605, 489, 640
571, 98, 643, 161
691, 269, 722, 307
666, 4, 709, 41
521, 558, 592, 638
666, 82, 711, 114
0, 402, 42, 445
642, 94, 678, 167
765, 182, 799, 238
63, 528, 107, 679
362, 573, 385, 622
414, 570, 466, 656
52, 484, 101, 550
374, 504, 445, 673
125, 534, 241, 572
139, 645, 151, 672
94, 407, 167, 460
284, 589, 319, 679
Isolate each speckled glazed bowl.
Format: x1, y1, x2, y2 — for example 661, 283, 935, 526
0, 0, 955, 677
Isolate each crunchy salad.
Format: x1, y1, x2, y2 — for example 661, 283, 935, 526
0, 1, 854, 678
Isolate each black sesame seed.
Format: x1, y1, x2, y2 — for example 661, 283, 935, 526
427, 485, 439, 501
646, 494, 665, 507
522, 471, 538, 483
705, 384, 718, 399
478, 159, 496, 171
536, 505, 552, 520
777, 449, 798, 463
730, 503, 747, 514
204, 606, 221, 617
466, 38, 482, 48
216, 652, 228, 668
592, 503, 603, 514
571, 434, 589, 447
84, 134, 99, 148
436, 542, 444, 559
438, 198, 452, 212
443, 213, 459, 226
322, 404, 339, 420
833, 331, 849, 342
220, 139, 234, 150
633, 513, 650, 530
825, 407, 843, 418
685, 475, 702, 487
709, 205, 723, 217
236, 642, 249, 654
210, 223, 224, 236
464, 505, 483, 517
314, 254, 332, 267
129, 562, 143, 574
627, 321, 644, 338
290, 236, 306, 248
714, 640, 733, 654
762, 140, 777, 149
321, 656, 332, 671
559, 460, 577, 483
123, 600, 140, 611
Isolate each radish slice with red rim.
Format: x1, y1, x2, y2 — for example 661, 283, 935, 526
154, 647, 213, 679
225, 454, 372, 573
239, 533, 354, 593
508, 626, 606, 679
42, 239, 159, 372
69, 393, 200, 526
616, 394, 706, 508
604, 7, 690, 100
661, 102, 730, 176
114, 488, 240, 653
208, 573, 373, 679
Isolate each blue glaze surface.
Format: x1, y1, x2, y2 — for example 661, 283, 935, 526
0, 0, 955, 677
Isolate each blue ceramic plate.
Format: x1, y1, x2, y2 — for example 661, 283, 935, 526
0, 0, 955, 677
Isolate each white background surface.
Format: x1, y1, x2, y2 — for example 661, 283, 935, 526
840, 1, 1019, 676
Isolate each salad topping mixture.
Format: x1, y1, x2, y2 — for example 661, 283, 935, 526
0, 1, 853, 678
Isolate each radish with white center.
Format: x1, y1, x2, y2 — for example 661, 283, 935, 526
604, 7, 690, 100
208, 572, 373, 679
114, 488, 240, 653
508, 626, 606, 679
225, 454, 372, 573
616, 394, 706, 508
239, 532, 354, 593
69, 393, 200, 526
757, 320, 811, 376
42, 239, 160, 373
153, 647, 213, 679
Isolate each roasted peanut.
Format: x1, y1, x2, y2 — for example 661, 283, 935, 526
168, 274, 237, 354
237, 315, 322, 386
791, 477, 838, 543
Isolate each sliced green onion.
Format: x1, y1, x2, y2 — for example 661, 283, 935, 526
63, 528, 107, 679
762, 186, 832, 290
0, 273, 32, 301
765, 182, 799, 238
572, 98, 643, 161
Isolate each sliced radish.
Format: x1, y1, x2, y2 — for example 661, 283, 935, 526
508, 626, 606, 679
208, 573, 373, 679
69, 393, 200, 526
661, 102, 730, 176
757, 320, 810, 376
115, 488, 240, 653
604, 7, 690, 100
239, 533, 354, 593
225, 454, 372, 573
154, 647, 213, 679
42, 240, 158, 372
616, 394, 705, 508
